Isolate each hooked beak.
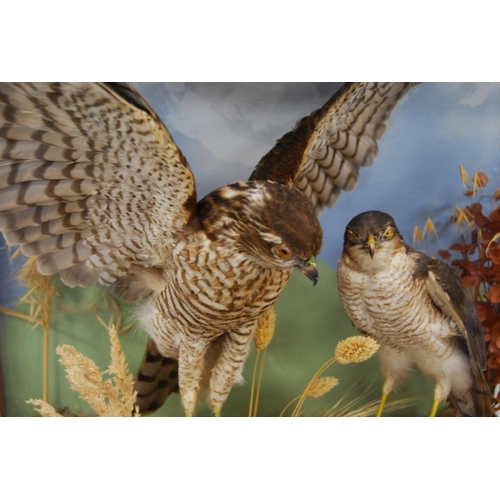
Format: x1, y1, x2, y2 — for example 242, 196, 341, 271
300, 256, 319, 286
365, 235, 376, 259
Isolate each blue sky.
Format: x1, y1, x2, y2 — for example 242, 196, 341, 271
131, 82, 500, 264
2, 82, 500, 305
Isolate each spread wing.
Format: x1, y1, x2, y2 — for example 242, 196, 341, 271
251, 82, 417, 214
413, 253, 494, 416
0, 83, 197, 289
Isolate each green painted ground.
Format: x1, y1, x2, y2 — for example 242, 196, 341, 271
0, 262, 435, 417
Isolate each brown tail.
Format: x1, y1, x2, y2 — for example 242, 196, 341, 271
452, 366, 496, 417
471, 368, 496, 417
135, 340, 179, 415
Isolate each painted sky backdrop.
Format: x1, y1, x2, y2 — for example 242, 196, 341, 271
1, 82, 500, 305
130, 82, 500, 263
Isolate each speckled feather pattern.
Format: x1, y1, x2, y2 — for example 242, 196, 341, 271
0, 83, 196, 288
0, 83, 414, 415
339, 251, 458, 354
337, 211, 494, 416
252, 83, 416, 214
138, 182, 320, 414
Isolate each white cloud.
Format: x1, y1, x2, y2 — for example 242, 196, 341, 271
147, 83, 334, 169
459, 82, 500, 107
131, 83, 500, 266
160, 85, 272, 166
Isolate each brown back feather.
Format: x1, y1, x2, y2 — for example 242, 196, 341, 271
251, 83, 417, 214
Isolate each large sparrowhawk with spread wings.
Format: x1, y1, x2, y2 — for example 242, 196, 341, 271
0, 83, 414, 416
337, 210, 495, 417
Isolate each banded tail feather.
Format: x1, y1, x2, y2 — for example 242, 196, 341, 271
135, 340, 179, 414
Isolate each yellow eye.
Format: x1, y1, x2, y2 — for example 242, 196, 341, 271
383, 227, 394, 239
347, 229, 356, 242
276, 245, 292, 259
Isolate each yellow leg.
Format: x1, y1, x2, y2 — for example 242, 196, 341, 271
429, 399, 439, 417
376, 393, 388, 417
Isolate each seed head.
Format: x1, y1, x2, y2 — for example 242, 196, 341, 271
306, 376, 339, 398
254, 308, 276, 351
335, 335, 379, 364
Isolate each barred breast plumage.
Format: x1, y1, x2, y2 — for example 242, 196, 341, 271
339, 251, 458, 360
0, 83, 416, 416
141, 231, 292, 413
337, 210, 494, 417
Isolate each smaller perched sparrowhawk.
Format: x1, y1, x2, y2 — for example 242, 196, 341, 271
337, 210, 495, 417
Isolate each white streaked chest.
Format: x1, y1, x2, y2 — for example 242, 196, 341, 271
337, 251, 457, 355
140, 233, 292, 354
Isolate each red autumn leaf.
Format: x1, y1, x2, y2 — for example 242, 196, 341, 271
461, 274, 482, 288
434, 176, 500, 403
468, 263, 483, 274
478, 172, 489, 187
475, 210, 489, 228
489, 248, 500, 265
476, 305, 498, 327
484, 270, 500, 284
486, 285, 500, 303
470, 201, 483, 211
489, 207, 500, 222
488, 338, 500, 355
486, 240, 498, 252
470, 229, 478, 244
453, 259, 483, 274
438, 249, 451, 259
486, 218, 500, 231
449, 243, 467, 251
490, 321, 500, 336
465, 242, 479, 253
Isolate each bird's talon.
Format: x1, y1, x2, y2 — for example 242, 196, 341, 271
429, 400, 439, 417
377, 393, 388, 417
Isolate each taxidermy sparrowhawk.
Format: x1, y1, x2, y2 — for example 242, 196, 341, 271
0, 83, 415, 416
337, 210, 495, 417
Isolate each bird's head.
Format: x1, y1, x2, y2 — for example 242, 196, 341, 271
342, 211, 404, 270
197, 180, 323, 285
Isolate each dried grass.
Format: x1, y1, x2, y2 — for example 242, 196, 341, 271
26, 399, 63, 417
18, 257, 57, 402
287, 335, 380, 417
2, 254, 134, 412
306, 376, 339, 398
249, 308, 276, 417
6, 256, 406, 417
26, 324, 140, 417
254, 308, 276, 351
334, 335, 379, 365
